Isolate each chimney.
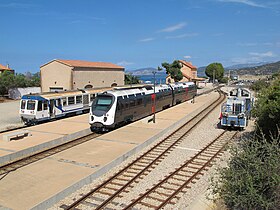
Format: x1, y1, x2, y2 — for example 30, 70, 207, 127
6, 63, 10, 69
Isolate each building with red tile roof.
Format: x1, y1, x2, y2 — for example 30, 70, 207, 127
40, 59, 124, 92
0, 64, 14, 74
166, 60, 205, 84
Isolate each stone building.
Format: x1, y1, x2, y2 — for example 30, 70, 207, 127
0, 64, 14, 74
40, 59, 124, 92
166, 60, 204, 84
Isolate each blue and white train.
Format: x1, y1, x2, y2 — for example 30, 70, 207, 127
220, 87, 254, 129
89, 82, 197, 131
19, 88, 111, 125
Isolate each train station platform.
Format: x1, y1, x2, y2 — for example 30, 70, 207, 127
0, 88, 219, 210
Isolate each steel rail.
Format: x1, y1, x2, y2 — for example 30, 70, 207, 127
64, 90, 226, 210
0, 133, 100, 176
124, 131, 238, 209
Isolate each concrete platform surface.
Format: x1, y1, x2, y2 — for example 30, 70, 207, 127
0, 91, 219, 210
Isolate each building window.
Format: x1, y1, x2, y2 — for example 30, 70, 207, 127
85, 84, 93, 89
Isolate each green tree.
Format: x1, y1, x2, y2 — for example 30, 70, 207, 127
29, 72, 41, 87
250, 79, 269, 92
0, 70, 15, 95
205, 62, 224, 82
161, 60, 183, 82
14, 73, 28, 87
210, 135, 280, 210
252, 77, 280, 140
125, 74, 140, 85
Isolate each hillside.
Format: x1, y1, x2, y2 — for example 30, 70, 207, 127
126, 67, 167, 76
231, 61, 280, 75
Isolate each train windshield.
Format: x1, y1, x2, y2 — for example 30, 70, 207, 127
27, 100, 36, 110
21, 100, 26, 109
92, 95, 113, 111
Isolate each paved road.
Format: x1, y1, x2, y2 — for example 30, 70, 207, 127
0, 100, 23, 131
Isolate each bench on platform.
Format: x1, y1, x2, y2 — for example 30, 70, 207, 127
3, 130, 31, 142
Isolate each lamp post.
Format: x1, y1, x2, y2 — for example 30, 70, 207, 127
152, 70, 156, 123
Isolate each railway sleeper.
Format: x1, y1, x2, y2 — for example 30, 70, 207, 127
146, 194, 166, 202
160, 185, 177, 191
154, 190, 172, 198
166, 180, 182, 187
104, 185, 120, 191
111, 181, 125, 186
172, 176, 186, 182
115, 177, 130, 182
97, 190, 113, 196
123, 174, 135, 178
186, 165, 201, 170
134, 163, 148, 167
196, 156, 210, 161
191, 161, 206, 165
138, 200, 158, 209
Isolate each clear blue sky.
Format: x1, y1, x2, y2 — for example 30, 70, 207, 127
1, 0, 280, 73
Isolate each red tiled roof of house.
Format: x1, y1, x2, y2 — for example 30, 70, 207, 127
56, 59, 124, 69
0, 64, 11, 70
179, 60, 197, 69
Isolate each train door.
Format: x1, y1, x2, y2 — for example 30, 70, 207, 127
83, 94, 89, 108
50, 99, 55, 117
115, 96, 123, 125
185, 87, 189, 100
55, 99, 62, 116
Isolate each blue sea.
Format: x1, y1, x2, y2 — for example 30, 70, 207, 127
138, 74, 167, 84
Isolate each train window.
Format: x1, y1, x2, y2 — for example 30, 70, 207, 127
130, 99, 135, 107
68, 97, 75, 105
27, 100, 36, 110
125, 101, 129, 109
62, 98, 67, 106
137, 98, 142, 105
90, 94, 95, 101
21, 100, 26, 109
37, 101, 42, 111
136, 93, 141, 97
43, 101, 48, 110
117, 102, 121, 110
76, 96, 82, 104
56, 99, 62, 107
145, 86, 153, 90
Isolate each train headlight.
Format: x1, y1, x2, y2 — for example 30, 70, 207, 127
238, 113, 244, 118
103, 117, 107, 122
91, 116, 94, 121
222, 112, 228, 117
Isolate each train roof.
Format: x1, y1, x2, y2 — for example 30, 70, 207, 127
99, 82, 195, 98
21, 87, 112, 100
228, 87, 252, 98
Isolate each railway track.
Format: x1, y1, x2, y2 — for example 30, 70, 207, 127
0, 133, 100, 176
62, 90, 226, 210
124, 130, 238, 209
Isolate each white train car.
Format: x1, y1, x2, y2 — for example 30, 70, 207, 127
19, 88, 111, 125
220, 87, 254, 129
89, 82, 197, 131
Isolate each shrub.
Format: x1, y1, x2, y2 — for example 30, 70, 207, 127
210, 133, 280, 210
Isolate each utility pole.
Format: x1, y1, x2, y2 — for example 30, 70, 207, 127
213, 69, 215, 86
152, 70, 156, 123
